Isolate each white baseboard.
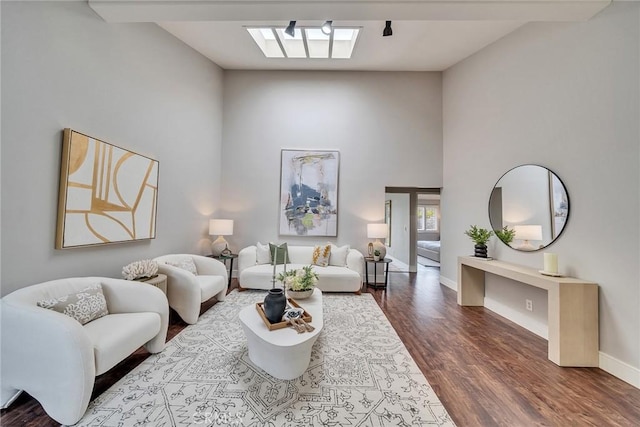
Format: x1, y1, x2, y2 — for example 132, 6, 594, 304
439, 275, 457, 291
484, 297, 548, 340
599, 352, 640, 389
432, 275, 640, 389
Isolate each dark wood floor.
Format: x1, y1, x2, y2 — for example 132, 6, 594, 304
3, 267, 640, 426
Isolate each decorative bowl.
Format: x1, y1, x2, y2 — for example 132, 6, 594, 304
287, 289, 314, 300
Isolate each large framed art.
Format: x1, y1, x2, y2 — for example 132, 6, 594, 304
55, 129, 159, 249
279, 149, 340, 236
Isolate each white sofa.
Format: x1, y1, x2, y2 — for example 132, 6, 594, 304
238, 245, 364, 293
0, 277, 168, 425
154, 254, 228, 324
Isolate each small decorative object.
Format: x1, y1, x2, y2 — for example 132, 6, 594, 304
122, 259, 159, 281
464, 225, 494, 258
282, 307, 304, 320
209, 219, 234, 257
373, 249, 381, 261
367, 223, 388, 259
494, 226, 516, 246
263, 288, 287, 324
367, 242, 373, 257
277, 265, 318, 300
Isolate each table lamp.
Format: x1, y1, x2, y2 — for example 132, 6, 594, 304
209, 219, 234, 256
514, 225, 542, 251
367, 223, 388, 259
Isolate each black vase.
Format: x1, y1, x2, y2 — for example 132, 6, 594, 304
263, 288, 286, 324
474, 244, 488, 258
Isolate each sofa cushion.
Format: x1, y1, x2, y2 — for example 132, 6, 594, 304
36, 283, 109, 325
166, 257, 198, 275
312, 244, 332, 267
256, 242, 271, 264
269, 243, 290, 264
84, 312, 161, 375
329, 244, 350, 267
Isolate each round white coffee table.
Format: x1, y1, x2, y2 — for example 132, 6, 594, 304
238, 288, 323, 380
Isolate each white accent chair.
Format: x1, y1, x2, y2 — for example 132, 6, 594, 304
0, 277, 169, 425
154, 254, 228, 324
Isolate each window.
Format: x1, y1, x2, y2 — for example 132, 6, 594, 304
247, 26, 360, 59
417, 206, 439, 232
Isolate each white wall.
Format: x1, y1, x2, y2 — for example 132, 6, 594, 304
442, 2, 640, 381
221, 71, 442, 255
386, 193, 410, 264
0, 1, 224, 295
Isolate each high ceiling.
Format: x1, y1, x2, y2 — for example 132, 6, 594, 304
88, 0, 611, 71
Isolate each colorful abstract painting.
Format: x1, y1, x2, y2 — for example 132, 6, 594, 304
279, 150, 339, 236
55, 129, 159, 249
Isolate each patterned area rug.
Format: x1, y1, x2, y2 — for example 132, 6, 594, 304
75, 290, 455, 426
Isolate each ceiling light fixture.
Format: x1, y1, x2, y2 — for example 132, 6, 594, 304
383, 21, 393, 37
321, 20, 333, 35
284, 20, 296, 37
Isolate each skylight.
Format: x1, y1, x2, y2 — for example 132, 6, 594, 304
247, 26, 360, 59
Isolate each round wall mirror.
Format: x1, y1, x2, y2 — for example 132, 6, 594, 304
488, 164, 569, 251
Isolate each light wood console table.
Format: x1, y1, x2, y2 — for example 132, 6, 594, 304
457, 256, 598, 367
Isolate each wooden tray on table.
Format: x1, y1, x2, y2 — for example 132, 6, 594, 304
255, 298, 312, 331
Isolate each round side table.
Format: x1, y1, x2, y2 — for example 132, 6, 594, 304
140, 273, 167, 295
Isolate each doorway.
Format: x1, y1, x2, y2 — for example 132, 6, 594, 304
384, 187, 441, 273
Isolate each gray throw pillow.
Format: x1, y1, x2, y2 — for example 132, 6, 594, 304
37, 283, 109, 325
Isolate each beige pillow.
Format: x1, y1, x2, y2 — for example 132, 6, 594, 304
37, 283, 109, 325
167, 257, 198, 275
256, 242, 271, 264
329, 244, 350, 267
312, 244, 332, 267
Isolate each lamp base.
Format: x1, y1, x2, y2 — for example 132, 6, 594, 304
372, 240, 386, 259
518, 240, 535, 251
211, 236, 229, 257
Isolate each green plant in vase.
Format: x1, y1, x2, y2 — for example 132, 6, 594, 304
373, 249, 381, 261
495, 226, 516, 246
277, 265, 319, 299
464, 225, 493, 258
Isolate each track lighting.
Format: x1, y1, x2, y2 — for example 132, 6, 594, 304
383, 21, 393, 37
284, 20, 296, 37
321, 20, 333, 35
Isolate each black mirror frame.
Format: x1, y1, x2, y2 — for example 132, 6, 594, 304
488, 164, 570, 252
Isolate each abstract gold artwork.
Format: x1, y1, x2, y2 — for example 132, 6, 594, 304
56, 129, 159, 249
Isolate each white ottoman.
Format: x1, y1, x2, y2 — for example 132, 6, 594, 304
239, 289, 323, 380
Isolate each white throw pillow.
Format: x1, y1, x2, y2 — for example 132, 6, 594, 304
312, 244, 331, 267
167, 257, 198, 275
329, 244, 350, 267
37, 283, 109, 325
256, 242, 271, 264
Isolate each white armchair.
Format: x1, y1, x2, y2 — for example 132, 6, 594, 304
154, 254, 228, 324
0, 277, 168, 425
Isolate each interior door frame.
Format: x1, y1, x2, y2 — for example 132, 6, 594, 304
385, 187, 441, 273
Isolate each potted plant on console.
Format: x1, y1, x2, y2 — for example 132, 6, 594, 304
278, 265, 319, 300
373, 249, 381, 261
464, 225, 494, 258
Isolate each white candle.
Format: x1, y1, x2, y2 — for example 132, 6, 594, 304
544, 253, 558, 274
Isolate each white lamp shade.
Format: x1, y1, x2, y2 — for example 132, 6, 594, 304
209, 219, 234, 236
514, 225, 542, 241
367, 223, 388, 239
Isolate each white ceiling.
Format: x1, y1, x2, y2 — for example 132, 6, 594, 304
88, 0, 612, 72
